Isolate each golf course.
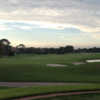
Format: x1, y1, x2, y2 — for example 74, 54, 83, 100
1, 0, 100, 99
0, 53, 100, 82
0, 53, 100, 100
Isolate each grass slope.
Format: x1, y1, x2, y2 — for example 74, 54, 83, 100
37, 94, 100, 100
0, 84, 100, 100
0, 53, 100, 82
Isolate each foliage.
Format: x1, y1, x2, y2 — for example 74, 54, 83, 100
0, 39, 15, 56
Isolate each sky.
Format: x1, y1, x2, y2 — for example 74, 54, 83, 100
0, 0, 100, 48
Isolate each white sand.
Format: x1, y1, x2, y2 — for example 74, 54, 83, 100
73, 62, 86, 65
86, 59, 100, 63
47, 64, 67, 67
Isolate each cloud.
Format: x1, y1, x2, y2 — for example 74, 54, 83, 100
91, 33, 100, 40
0, 20, 68, 30
0, 24, 10, 31
0, 0, 100, 32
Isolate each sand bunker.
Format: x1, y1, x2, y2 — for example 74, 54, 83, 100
47, 64, 67, 67
73, 62, 86, 65
73, 59, 100, 65
86, 59, 100, 63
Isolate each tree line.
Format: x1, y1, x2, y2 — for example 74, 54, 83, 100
0, 38, 100, 56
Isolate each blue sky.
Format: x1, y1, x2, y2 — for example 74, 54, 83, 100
0, 0, 100, 48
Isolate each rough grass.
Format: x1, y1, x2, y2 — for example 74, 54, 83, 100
0, 84, 100, 100
0, 53, 100, 82
0, 86, 12, 90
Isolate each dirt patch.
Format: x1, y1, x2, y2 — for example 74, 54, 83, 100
73, 62, 86, 65
47, 64, 67, 67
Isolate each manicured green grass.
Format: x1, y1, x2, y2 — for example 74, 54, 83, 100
0, 53, 100, 82
37, 94, 100, 100
0, 84, 100, 100
0, 86, 12, 90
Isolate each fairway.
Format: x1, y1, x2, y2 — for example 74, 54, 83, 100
0, 53, 100, 82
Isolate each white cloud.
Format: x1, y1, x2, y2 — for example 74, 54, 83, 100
0, 24, 10, 31
0, 0, 100, 32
